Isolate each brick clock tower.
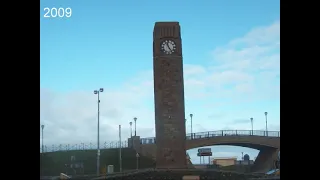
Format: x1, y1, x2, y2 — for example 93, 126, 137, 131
153, 22, 187, 169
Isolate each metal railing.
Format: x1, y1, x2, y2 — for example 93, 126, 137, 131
140, 130, 280, 144
40, 130, 280, 153
40, 141, 128, 153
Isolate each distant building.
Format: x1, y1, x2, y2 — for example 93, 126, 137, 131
244, 154, 250, 161
236, 154, 254, 165
212, 157, 237, 166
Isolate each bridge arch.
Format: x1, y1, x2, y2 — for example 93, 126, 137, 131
139, 130, 280, 172
140, 130, 280, 151
186, 135, 280, 150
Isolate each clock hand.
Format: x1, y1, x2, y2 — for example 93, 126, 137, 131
166, 42, 172, 51
164, 43, 170, 52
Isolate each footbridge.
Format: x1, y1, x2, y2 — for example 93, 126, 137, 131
129, 130, 280, 172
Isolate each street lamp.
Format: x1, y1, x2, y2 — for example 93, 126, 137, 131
129, 121, 133, 148
94, 88, 104, 176
250, 118, 253, 135
264, 112, 268, 136
134, 117, 137, 136
190, 114, 193, 138
41, 125, 45, 153
41, 124, 45, 176
119, 125, 122, 172
129, 122, 133, 137
185, 119, 187, 134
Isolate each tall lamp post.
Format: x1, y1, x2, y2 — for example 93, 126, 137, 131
185, 119, 187, 134
129, 122, 133, 137
119, 125, 122, 172
129, 122, 133, 147
41, 124, 44, 176
41, 125, 45, 153
250, 118, 253, 135
134, 117, 137, 136
264, 112, 268, 136
94, 88, 104, 176
190, 114, 193, 138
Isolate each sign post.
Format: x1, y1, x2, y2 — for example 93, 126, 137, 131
136, 153, 140, 170
197, 148, 212, 164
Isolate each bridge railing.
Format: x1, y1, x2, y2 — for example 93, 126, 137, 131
187, 130, 280, 140
140, 130, 280, 145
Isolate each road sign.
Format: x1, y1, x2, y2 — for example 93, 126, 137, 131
197, 152, 212, 156
136, 153, 140, 158
198, 148, 211, 153
71, 156, 76, 161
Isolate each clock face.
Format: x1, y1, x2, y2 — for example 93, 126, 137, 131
161, 40, 176, 54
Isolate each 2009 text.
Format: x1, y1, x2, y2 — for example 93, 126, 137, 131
43, 7, 72, 18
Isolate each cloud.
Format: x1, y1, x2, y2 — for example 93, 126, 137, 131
40, 88, 155, 145
232, 119, 251, 125
184, 64, 207, 76
41, 20, 280, 154
207, 113, 225, 119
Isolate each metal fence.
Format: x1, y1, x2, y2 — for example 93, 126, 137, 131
40, 130, 280, 153
40, 141, 128, 153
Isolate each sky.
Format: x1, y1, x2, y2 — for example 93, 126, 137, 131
40, 0, 280, 164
